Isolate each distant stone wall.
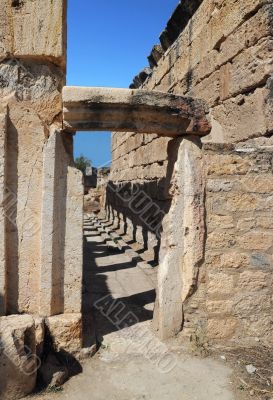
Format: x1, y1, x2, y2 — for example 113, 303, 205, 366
109, 0, 273, 345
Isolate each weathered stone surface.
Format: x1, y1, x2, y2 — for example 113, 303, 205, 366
63, 86, 211, 136
46, 314, 82, 354
64, 165, 83, 314
155, 137, 205, 339
207, 87, 271, 143
0, 0, 66, 66
238, 270, 268, 291
0, 54, 64, 317
40, 130, 60, 316
208, 273, 234, 296
238, 231, 273, 251
0, 315, 40, 400
40, 129, 83, 316
148, 45, 164, 68
0, 108, 7, 316
207, 300, 233, 315
207, 318, 238, 339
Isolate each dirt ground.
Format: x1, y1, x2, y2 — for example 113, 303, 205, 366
25, 216, 273, 400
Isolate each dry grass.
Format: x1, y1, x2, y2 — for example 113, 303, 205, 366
214, 346, 273, 400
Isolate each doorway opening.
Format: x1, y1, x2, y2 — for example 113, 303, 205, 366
73, 131, 159, 349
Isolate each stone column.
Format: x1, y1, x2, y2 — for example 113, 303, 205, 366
64, 163, 83, 314
40, 130, 64, 316
155, 137, 205, 339
0, 0, 67, 315
40, 129, 83, 317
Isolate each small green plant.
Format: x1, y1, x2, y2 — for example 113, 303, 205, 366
47, 385, 64, 394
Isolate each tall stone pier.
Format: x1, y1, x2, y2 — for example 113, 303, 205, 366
0, 3, 83, 397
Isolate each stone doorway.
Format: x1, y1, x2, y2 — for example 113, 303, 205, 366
63, 85, 210, 341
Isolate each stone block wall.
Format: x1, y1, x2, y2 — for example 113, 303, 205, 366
182, 143, 273, 345
109, 0, 273, 345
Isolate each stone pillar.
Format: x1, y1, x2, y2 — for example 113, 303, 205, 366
0, 106, 7, 315
0, 0, 67, 315
40, 130, 64, 316
64, 163, 83, 314
40, 129, 83, 317
155, 137, 205, 339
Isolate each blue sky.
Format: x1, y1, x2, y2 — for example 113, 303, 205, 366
68, 0, 178, 167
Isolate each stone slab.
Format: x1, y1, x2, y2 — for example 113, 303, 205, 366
63, 86, 211, 137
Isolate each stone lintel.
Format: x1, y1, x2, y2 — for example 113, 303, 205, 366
62, 86, 211, 137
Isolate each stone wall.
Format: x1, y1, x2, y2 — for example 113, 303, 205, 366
109, 0, 273, 345
202, 143, 273, 344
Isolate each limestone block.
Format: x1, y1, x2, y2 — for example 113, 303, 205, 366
155, 138, 205, 339
0, 61, 64, 126
210, 193, 262, 213
40, 132, 59, 316
0, 108, 7, 316
243, 315, 273, 342
208, 273, 234, 296
220, 37, 273, 101
4, 102, 44, 315
64, 165, 83, 314
40, 130, 83, 316
233, 292, 271, 317
239, 175, 273, 194
120, 134, 144, 155
205, 154, 251, 176
206, 300, 233, 315
207, 318, 238, 340
207, 214, 234, 230
0, 0, 66, 65
206, 87, 270, 143
238, 231, 273, 251
188, 70, 221, 108
206, 231, 236, 250
0, 315, 40, 400
63, 86, 211, 137
129, 137, 170, 167
257, 215, 273, 229
238, 270, 268, 291
46, 314, 82, 354
220, 253, 250, 269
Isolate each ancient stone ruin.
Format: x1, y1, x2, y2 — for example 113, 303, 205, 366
0, 0, 272, 398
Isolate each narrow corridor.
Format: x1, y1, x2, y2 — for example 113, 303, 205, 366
26, 214, 235, 400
